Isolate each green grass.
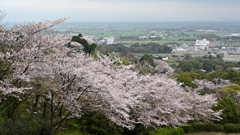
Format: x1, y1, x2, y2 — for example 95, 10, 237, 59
231, 42, 240, 45
170, 36, 196, 40
118, 40, 197, 44
134, 53, 170, 56
114, 52, 121, 56
58, 28, 236, 46
166, 60, 180, 65
114, 52, 170, 57
184, 32, 204, 35
70, 29, 146, 39
119, 40, 162, 44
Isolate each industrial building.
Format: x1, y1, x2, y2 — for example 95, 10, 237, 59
194, 39, 211, 51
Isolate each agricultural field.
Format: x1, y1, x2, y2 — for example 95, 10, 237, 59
50, 21, 240, 47
134, 53, 170, 56
114, 52, 170, 57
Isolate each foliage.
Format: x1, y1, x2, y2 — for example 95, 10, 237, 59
57, 130, 86, 135
173, 72, 201, 88
182, 123, 240, 133
139, 54, 155, 67
216, 84, 240, 99
191, 123, 205, 132
215, 65, 223, 71
182, 123, 224, 133
226, 84, 240, 90
120, 58, 131, 66
217, 88, 238, 99
0, 116, 49, 135
181, 124, 194, 133
118, 52, 134, 66
205, 70, 240, 85
198, 33, 220, 40
174, 68, 184, 74
102, 42, 172, 53
192, 69, 206, 77
202, 123, 224, 132
148, 127, 184, 135
119, 52, 134, 59
132, 42, 172, 53
203, 62, 214, 72
104, 50, 113, 56
122, 124, 154, 135
0, 101, 50, 135
134, 56, 174, 76
183, 53, 193, 60
75, 112, 122, 135
224, 124, 240, 133
70, 35, 96, 55
217, 53, 224, 59
103, 44, 130, 52
177, 57, 240, 73
212, 98, 239, 124
177, 61, 202, 72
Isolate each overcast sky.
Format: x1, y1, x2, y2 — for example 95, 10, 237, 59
1, 0, 240, 22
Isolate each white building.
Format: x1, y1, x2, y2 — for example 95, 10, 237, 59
230, 33, 240, 37
162, 57, 169, 60
195, 39, 211, 51
107, 36, 114, 45
97, 40, 106, 44
139, 36, 148, 40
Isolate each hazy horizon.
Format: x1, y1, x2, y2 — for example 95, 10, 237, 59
1, 0, 240, 22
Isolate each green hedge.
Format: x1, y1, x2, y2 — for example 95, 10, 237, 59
202, 123, 224, 132
224, 124, 240, 133
181, 124, 194, 133
57, 123, 240, 135
148, 127, 184, 135
182, 123, 240, 133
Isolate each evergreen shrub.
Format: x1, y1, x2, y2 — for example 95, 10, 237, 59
181, 124, 193, 133
148, 127, 184, 135
224, 124, 240, 133
203, 123, 224, 132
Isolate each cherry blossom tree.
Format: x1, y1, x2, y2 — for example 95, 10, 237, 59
0, 16, 138, 132
0, 10, 6, 21
0, 10, 223, 134
132, 58, 174, 76
0, 16, 70, 97
81, 36, 94, 45
193, 79, 232, 94
153, 59, 174, 76
122, 74, 222, 127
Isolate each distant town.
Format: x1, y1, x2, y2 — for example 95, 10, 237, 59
6, 21, 240, 62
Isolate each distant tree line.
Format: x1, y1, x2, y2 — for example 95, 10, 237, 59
102, 42, 172, 53
197, 33, 221, 41
173, 53, 240, 73
177, 59, 240, 73
178, 38, 196, 41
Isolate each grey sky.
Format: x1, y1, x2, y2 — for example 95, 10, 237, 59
1, 0, 240, 22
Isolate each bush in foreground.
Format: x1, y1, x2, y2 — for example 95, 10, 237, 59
148, 127, 184, 135
182, 123, 240, 133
